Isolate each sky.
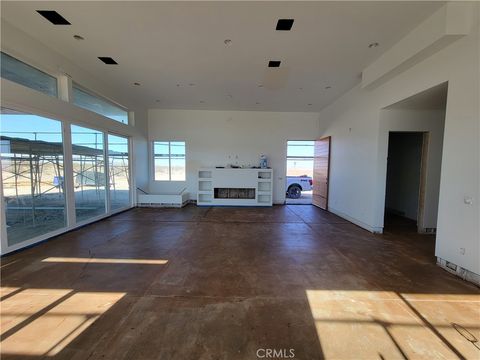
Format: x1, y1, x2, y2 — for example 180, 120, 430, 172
287, 140, 314, 157
0, 113, 128, 153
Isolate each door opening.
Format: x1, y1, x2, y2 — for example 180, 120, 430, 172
384, 132, 426, 232
381, 82, 447, 240
285, 141, 314, 205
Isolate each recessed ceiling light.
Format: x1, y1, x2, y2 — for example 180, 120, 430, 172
200, 100, 205, 103
133, 82, 141, 86
268, 60, 281, 68
368, 42, 379, 48
258, 84, 264, 88
156, 99, 161, 103
98, 57, 118, 65
73, 34, 84, 41
176, 84, 181, 87
276, 19, 294, 31
325, 86, 332, 89
307, 103, 313, 106
298, 87, 303, 90
189, 83, 196, 86
36, 10, 71, 25
224, 39, 232, 45
256, 102, 261, 105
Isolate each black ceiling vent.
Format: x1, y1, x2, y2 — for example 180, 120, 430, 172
268, 60, 281, 68
36, 10, 71, 25
276, 19, 294, 31
98, 57, 118, 65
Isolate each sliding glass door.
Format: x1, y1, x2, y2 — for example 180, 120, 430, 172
108, 134, 130, 210
71, 125, 107, 222
0, 109, 133, 251
0, 108, 66, 245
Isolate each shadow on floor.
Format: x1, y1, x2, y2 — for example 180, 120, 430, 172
1, 205, 478, 359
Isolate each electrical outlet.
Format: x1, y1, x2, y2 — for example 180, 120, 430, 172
446, 261, 457, 271
460, 247, 466, 255
464, 196, 473, 205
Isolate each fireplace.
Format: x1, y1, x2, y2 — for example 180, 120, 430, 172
214, 188, 256, 199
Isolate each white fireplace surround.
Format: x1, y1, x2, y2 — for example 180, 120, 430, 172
197, 168, 273, 206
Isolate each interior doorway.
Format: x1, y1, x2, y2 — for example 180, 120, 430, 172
285, 141, 314, 204
384, 132, 426, 231
381, 82, 447, 237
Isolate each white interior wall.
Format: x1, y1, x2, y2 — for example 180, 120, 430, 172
131, 108, 149, 192
318, 4, 479, 274
147, 109, 320, 204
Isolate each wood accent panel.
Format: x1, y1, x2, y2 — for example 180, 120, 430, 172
312, 137, 331, 210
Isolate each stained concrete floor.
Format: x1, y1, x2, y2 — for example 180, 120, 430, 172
1, 205, 479, 359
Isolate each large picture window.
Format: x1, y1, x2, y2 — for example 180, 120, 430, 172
1, 52, 58, 97
0, 108, 66, 245
153, 141, 186, 181
108, 134, 130, 210
1, 92, 133, 252
71, 125, 106, 222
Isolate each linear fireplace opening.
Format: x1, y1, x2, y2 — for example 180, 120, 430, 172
214, 188, 256, 199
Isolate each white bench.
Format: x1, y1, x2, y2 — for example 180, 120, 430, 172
137, 189, 189, 208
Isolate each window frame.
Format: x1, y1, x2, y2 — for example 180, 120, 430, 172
0, 51, 59, 98
72, 82, 129, 125
107, 132, 132, 211
0, 104, 134, 255
152, 140, 186, 182
70, 123, 108, 222
0, 109, 68, 250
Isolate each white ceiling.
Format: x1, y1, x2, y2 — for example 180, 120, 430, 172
1, 1, 444, 112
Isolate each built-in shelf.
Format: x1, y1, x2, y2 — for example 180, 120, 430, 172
197, 168, 273, 206
258, 182, 271, 192
258, 171, 271, 179
198, 180, 212, 191
258, 194, 271, 204
199, 170, 212, 179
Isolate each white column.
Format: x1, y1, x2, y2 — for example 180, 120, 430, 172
58, 74, 73, 103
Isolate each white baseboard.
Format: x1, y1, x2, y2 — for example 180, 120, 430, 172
437, 257, 480, 286
328, 206, 383, 233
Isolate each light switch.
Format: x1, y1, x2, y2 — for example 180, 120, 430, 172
464, 196, 473, 205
